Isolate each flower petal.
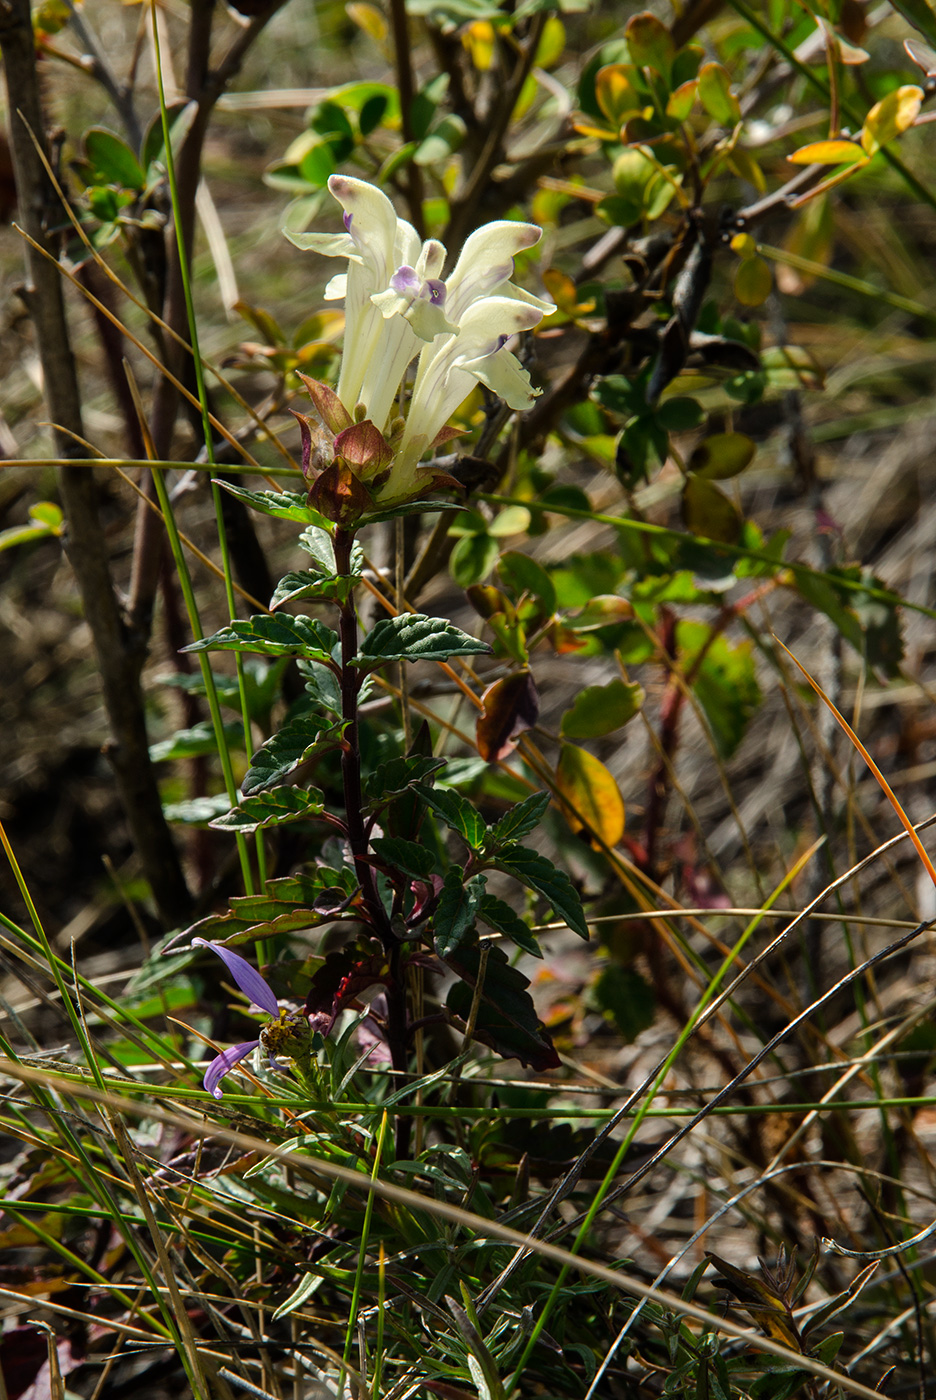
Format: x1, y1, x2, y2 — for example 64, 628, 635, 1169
459, 345, 539, 411
203, 1040, 260, 1098
285, 231, 359, 260
445, 221, 543, 317
192, 938, 280, 1017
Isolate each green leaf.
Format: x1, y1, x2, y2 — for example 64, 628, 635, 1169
365, 754, 447, 803
493, 843, 587, 938
357, 500, 465, 526
656, 396, 704, 432
678, 620, 761, 759
184, 615, 338, 664
162, 793, 232, 826
445, 943, 559, 1070
478, 893, 543, 958
698, 62, 740, 125
795, 567, 903, 675
149, 721, 243, 762
434, 870, 485, 957
682, 475, 743, 545
209, 785, 326, 834
214, 482, 332, 528
625, 11, 674, 79
488, 791, 550, 848
451, 531, 499, 587
354, 614, 491, 667
84, 127, 145, 190
497, 550, 557, 617
370, 836, 436, 880
270, 570, 356, 608
591, 964, 655, 1041
560, 679, 644, 739
418, 785, 487, 851
688, 432, 756, 480
243, 716, 342, 794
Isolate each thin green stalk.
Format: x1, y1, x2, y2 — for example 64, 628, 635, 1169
149, 462, 254, 893
344, 1111, 389, 1364
150, 6, 266, 901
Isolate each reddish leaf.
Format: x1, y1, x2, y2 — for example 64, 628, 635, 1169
309, 460, 374, 525
297, 372, 353, 435
291, 409, 331, 484
477, 671, 540, 762
334, 419, 394, 473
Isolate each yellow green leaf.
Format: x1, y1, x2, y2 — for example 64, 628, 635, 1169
534, 15, 565, 69
682, 476, 742, 545
861, 84, 924, 157
698, 62, 740, 126
730, 231, 756, 259
595, 64, 644, 127
556, 744, 625, 847
787, 139, 866, 166
734, 255, 772, 306
666, 79, 698, 122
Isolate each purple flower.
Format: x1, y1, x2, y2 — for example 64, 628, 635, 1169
194, 938, 280, 1098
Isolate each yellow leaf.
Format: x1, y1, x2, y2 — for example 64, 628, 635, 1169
861, 84, 923, 156
787, 139, 866, 165
730, 231, 756, 259
534, 15, 565, 70
346, 2, 387, 43
463, 19, 496, 71
556, 744, 625, 848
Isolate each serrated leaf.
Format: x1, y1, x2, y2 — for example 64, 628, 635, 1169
214, 482, 332, 528
445, 943, 559, 1070
488, 791, 550, 848
478, 893, 543, 958
555, 744, 625, 847
419, 785, 487, 851
184, 615, 338, 663
355, 614, 491, 667
209, 785, 326, 833
434, 869, 485, 957
365, 754, 447, 803
493, 843, 587, 938
270, 570, 356, 609
560, 680, 644, 739
370, 836, 436, 880
243, 716, 341, 794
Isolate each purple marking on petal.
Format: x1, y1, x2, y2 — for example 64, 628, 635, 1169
495, 333, 511, 351
192, 938, 280, 1018
425, 279, 446, 305
203, 1040, 260, 1098
390, 265, 420, 296
343, 212, 353, 232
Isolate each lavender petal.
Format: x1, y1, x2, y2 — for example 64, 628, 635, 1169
390, 265, 420, 296
203, 1040, 260, 1098
192, 938, 280, 1017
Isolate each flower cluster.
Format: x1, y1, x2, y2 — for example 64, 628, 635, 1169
286, 176, 554, 505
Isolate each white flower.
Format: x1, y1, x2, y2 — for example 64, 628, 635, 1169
285, 175, 555, 503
